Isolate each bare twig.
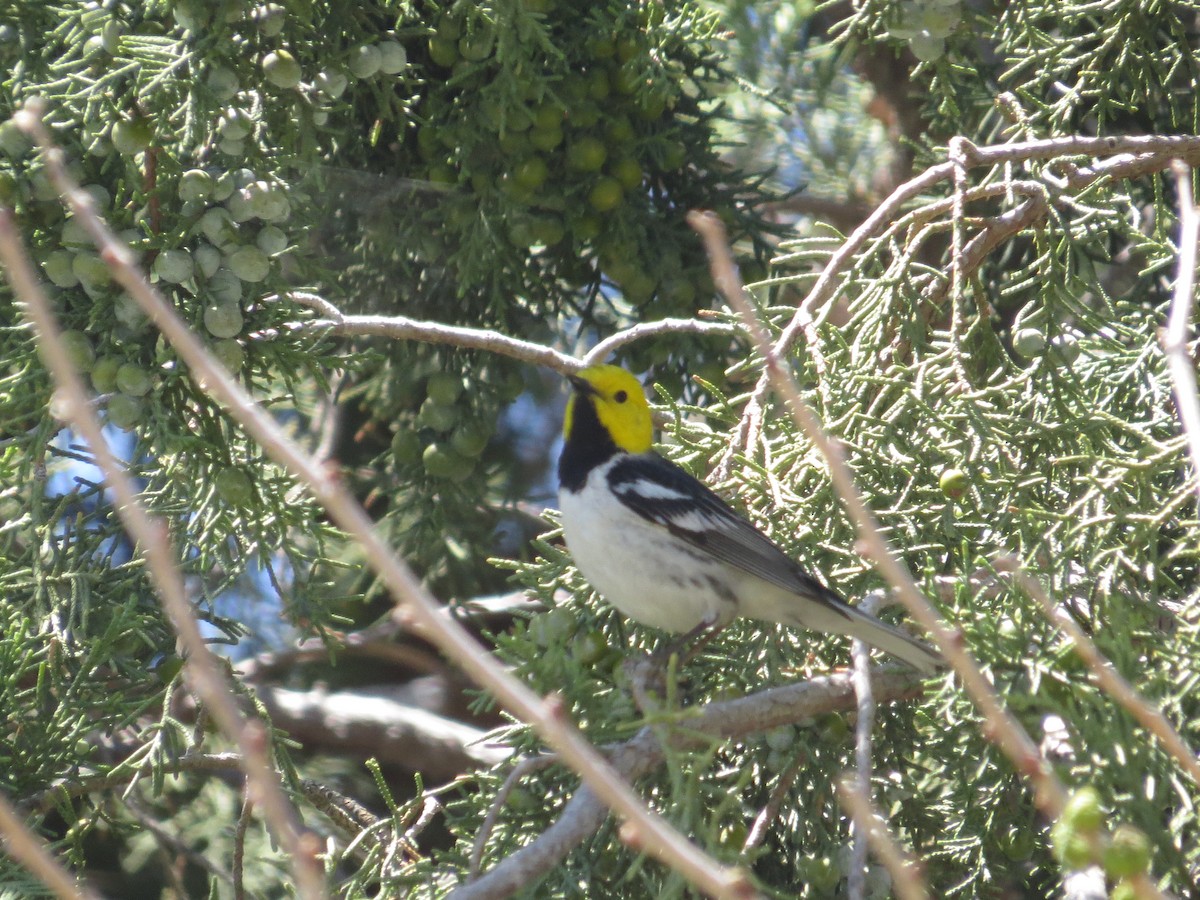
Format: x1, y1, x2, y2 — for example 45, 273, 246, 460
922, 194, 1049, 307
284, 303, 738, 376
299, 778, 383, 841
689, 209, 1070, 821
253, 683, 511, 777
1163, 162, 1200, 501
847, 592, 883, 900
234, 792, 253, 900
0, 791, 100, 900
470, 754, 559, 879
291, 311, 579, 375
583, 318, 738, 365
0, 198, 327, 900
404, 795, 442, 846
784, 134, 1200, 343
1003, 561, 1200, 788
836, 776, 929, 900
740, 754, 805, 857
14, 104, 747, 900
33, 752, 245, 813
126, 795, 235, 887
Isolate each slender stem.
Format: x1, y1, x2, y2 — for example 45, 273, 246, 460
836, 776, 929, 900
1163, 162, 1200, 501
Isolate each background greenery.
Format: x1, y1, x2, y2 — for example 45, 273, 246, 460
2, 0, 1199, 897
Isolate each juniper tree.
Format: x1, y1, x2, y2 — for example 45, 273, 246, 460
1, 1, 1199, 898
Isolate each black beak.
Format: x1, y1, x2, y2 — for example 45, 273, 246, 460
567, 373, 594, 396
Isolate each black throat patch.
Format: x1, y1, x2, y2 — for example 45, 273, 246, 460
558, 394, 618, 492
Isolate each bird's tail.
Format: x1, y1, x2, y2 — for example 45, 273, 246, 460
786, 601, 943, 675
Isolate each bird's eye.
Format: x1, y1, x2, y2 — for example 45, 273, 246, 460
614, 390, 628, 403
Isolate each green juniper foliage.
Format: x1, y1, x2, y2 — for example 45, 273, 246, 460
2, 0, 1200, 897
0, 0, 776, 896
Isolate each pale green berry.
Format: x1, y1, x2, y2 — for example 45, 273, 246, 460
316, 69, 348, 98
252, 3, 286, 37
228, 245, 269, 282
256, 225, 287, 255
101, 19, 123, 54
206, 65, 239, 100
115, 363, 153, 397
348, 44, 382, 79
153, 249, 194, 284
198, 207, 237, 246
81, 183, 110, 209
214, 467, 254, 506
91, 356, 122, 393
219, 108, 252, 141
226, 187, 257, 222
111, 118, 152, 155
194, 243, 222, 278
262, 49, 302, 89
206, 269, 243, 306
71, 253, 111, 293
43, 250, 79, 287
377, 41, 408, 74
60, 331, 96, 372
203, 301, 244, 338
106, 394, 144, 430
0, 119, 33, 158
909, 29, 944, 61
212, 170, 237, 202
178, 168, 214, 202
1013, 327, 1046, 357
114, 295, 147, 330
60, 218, 91, 249
211, 339, 245, 371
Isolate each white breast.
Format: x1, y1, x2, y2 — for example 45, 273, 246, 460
558, 457, 740, 633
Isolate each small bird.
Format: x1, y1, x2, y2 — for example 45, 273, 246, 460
557, 363, 941, 674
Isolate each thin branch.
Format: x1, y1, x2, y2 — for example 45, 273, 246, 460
404, 795, 443, 846
0, 197, 327, 900
583, 318, 738, 365
762, 133, 1200, 401
253, 684, 511, 777
1003, 561, 1200, 788
32, 752, 245, 813
234, 792, 253, 900
0, 791, 100, 900
922, 194, 1049, 307
848, 592, 882, 900
125, 795, 235, 888
739, 754, 804, 857
1163, 162, 1200, 501
470, 754, 559, 879
689, 209, 1070, 820
14, 103, 748, 900
836, 776, 929, 900
290, 312, 579, 375
282, 302, 738, 375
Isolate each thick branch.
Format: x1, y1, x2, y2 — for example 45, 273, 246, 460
255, 685, 511, 778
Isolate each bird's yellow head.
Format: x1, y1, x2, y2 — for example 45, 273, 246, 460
564, 364, 652, 453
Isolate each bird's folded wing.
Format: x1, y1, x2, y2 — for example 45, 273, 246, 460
605, 454, 849, 616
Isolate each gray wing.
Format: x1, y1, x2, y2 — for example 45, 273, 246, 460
605, 454, 851, 617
